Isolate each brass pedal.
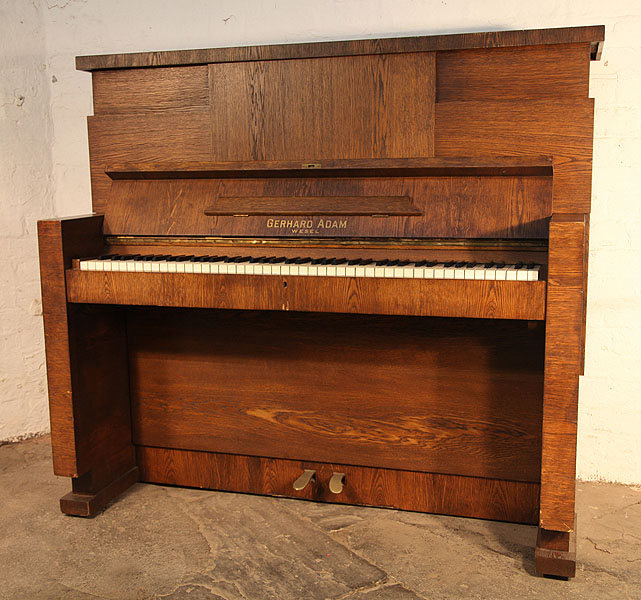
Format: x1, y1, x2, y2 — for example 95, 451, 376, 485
292, 469, 316, 491
329, 472, 345, 494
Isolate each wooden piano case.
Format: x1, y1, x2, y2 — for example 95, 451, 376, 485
38, 26, 604, 578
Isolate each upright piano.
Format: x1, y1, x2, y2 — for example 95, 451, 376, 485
38, 26, 604, 578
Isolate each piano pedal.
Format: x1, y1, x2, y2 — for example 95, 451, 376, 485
329, 472, 345, 494
292, 469, 316, 491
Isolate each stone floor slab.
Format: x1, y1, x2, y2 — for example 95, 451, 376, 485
1, 436, 640, 600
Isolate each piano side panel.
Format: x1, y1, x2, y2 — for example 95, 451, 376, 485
127, 309, 544, 483
540, 217, 587, 532
208, 52, 435, 161
101, 175, 551, 238
38, 217, 135, 497
136, 446, 540, 525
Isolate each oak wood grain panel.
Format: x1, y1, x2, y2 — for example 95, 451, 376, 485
76, 25, 604, 70
282, 277, 546, 320
434, 99, 595, 213
65, 270, 547, 320
437, 43, 590, 102
103, 175, 551, 238
435, 99, 594, 157
137, 446, 540, 524
129, 310, 544, 483
37, 216, 104, 476
91, 65, 209, 114
204, 196, 420, 216
540, 218, 587, 532
209, 52, 434, 161
87, 112, 212, 220
66, 306, 134, 479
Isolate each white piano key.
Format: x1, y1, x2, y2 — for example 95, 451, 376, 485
494, 265, 508, 280
463, 265, 477, 280
473, 264, 486, 280
317, 265, 327, 276
433, 263, 446, 279
484, 266, 497, 280
326, 265, 337, 276
516, 267, 529, 281
506, 265, 518, 281
527, 265, 541, 281
345, 266, 356, 277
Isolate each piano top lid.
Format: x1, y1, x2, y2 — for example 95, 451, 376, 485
76, 25, 605, 72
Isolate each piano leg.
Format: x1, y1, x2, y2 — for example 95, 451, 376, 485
60, 464, 139, 517
535, 522, 576, 579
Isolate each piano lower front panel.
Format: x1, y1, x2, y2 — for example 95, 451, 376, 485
135, 445, 540, 525
128, 308, 544, 489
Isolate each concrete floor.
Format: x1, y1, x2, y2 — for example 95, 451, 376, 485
1, 437, 639, 600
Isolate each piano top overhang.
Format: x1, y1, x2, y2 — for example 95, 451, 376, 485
76, 25, 605, 71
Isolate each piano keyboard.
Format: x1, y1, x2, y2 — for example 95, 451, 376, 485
78, 255, 541, 281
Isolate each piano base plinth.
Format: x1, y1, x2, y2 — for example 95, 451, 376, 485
535, 526, 577, 579
134, 445, 540, 525
59, 466, 139, 517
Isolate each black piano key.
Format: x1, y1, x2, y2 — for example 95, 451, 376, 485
295, 257, 312, 264
347, 258, 363, 265
454, 261, 466, 268
375, 259, 390, 266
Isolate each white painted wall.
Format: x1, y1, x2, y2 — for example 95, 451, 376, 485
1, 0, 639, 483
0, 1, 54, 441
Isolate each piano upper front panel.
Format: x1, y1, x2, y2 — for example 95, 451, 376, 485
102, 174, 552, 238
208, 52, 435, 161
435, 98, 595, 213
436, 43, 590, 102
91, 65, 210, 114
88, 112, 212, 218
